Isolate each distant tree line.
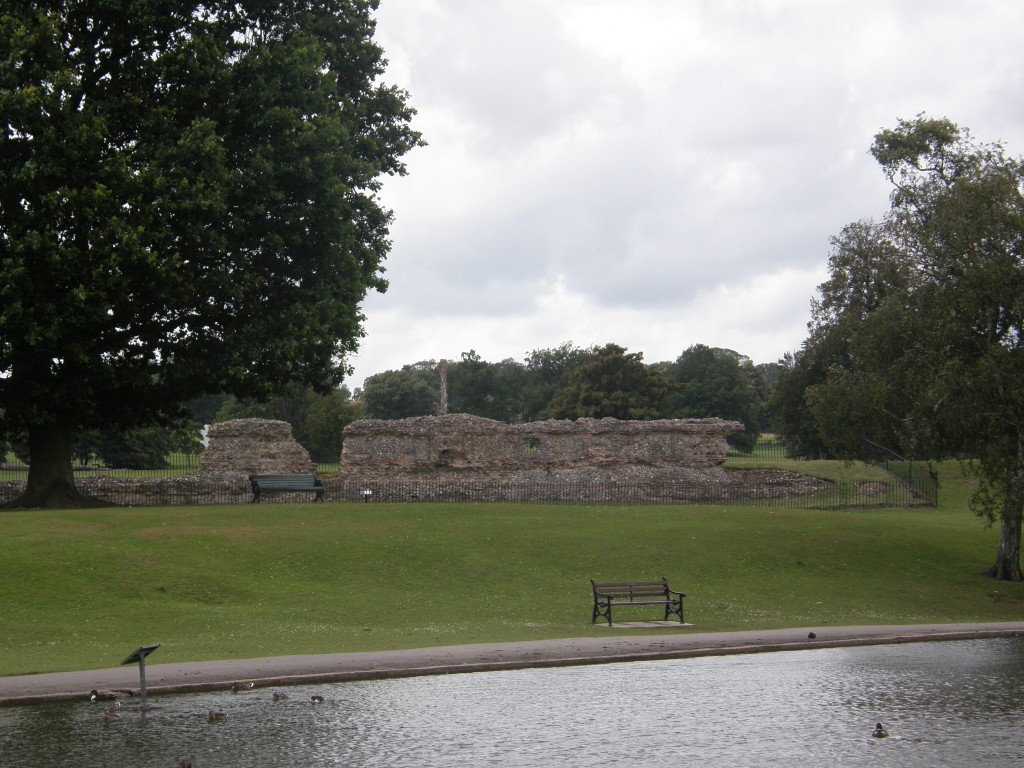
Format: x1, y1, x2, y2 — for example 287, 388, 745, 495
359, 341, 782, 453
2, 343, 782, 468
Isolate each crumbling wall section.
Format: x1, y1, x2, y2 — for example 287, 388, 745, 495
340, 414, 743, 486
198, 418, 315, 476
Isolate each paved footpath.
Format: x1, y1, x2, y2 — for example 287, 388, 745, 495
3, 622, 1023, 706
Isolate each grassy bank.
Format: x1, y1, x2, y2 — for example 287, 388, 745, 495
1, 463, 1019, 677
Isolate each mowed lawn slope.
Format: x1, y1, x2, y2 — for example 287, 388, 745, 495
1, 464, 1021, 676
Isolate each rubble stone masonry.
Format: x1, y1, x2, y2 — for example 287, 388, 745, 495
339, 414, 743, 486
198, 418, 315, 476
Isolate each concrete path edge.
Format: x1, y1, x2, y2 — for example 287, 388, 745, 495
3, 622, 1024, 707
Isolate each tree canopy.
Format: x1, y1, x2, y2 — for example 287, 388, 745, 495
360, 363, 438, 420
357, 341, 773, 429
439, 350, 524, 422
0, 0, 421, 506
549, 343, 676, 420
781, 115, 1024, 580
520, 342, 594, 421
665, 345, 764, 451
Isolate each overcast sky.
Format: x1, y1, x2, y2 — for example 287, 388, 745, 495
345, 0, 1024, 390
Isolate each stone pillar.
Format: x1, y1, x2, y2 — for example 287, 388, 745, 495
438, 359, 448, 416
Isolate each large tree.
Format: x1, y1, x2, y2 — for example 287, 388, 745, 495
549, 343, 676, 420
446, 350, 525, 422
665, 344, 763, 452
520, 341, 593, 422
0, 1, 421, 506
360, 364, 438, 420
773, 219, 919, 460
800, 116, 1024, 580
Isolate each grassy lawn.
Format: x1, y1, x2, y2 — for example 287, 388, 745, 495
1, 462, 1020, 677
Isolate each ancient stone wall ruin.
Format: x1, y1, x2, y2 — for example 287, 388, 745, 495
0, 416, 840, 507
198, 418, 315, 476
338, 414, 743, 490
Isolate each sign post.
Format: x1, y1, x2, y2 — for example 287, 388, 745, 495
120, 644, 161, 707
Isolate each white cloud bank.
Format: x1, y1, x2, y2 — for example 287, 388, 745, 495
344, 0, 1024, 388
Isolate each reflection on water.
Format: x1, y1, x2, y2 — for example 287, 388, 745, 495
3, 638, 1024, 767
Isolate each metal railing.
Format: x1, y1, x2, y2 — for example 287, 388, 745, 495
0, 474, 934, 509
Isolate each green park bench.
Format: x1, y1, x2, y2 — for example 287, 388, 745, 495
249, 474, 325, 503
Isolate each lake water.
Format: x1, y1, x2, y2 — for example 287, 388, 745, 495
3, 638, 1024, 767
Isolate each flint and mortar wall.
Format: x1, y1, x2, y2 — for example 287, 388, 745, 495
198, 418, 315, 476
340, 414, 743, 486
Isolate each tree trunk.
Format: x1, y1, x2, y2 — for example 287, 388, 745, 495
988, 508, 1023, 581
988, 449, 1024, 581
1, 423, 109, 509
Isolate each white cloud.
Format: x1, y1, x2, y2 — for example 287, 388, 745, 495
350, 0, 1024, 389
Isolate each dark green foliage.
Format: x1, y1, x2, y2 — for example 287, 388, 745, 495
357, 343, 775, 429
520, 342, 594, 421
361, 364, 439, 419
770, 352, 833, 459
791, 115, 1024, 580
76, 423, 201, 469
216, 385, 361, 463
447, 350, 526, 422
549, 343, 677, 420
666, 345, 764, 452
360, 346, 596, 424
0, 1, 421, 505
9, 421, 201, 469
302, 388, 363, 463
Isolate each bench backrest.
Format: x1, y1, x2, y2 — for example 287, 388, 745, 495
592, 579, 671, 600
249, 474, 321, 489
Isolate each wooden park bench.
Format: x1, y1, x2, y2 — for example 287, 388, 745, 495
249, 474, 325, 503
591, 578, 685, 626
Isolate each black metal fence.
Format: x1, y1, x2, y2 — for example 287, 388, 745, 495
328, 474, 934, 508
0, 470, 936, 509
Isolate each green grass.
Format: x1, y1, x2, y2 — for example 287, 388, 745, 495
725, 454, 895, 483
1, 462, 1019, 677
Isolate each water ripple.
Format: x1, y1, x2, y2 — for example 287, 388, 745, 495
3, 638, 1024, 767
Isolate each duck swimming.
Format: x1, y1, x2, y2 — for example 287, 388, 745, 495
231, 682, 255, 693
208, 710, 228, 722
872, 722, 889, 738
272, 692, 289, 702
311, 695, 324, 704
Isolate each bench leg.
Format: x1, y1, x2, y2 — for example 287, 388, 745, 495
664, 600, 684, 623
592, 600, 612, 626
